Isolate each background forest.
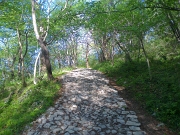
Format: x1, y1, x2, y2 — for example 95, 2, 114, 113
0, 0, 180, 134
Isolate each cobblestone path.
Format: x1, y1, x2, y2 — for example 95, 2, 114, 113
23, 69, 146, 135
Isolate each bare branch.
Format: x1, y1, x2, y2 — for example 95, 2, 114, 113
62, 0, 68, 11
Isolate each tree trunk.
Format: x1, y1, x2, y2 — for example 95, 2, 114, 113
160, 0, 180, 43
58, 58, 61, 69
116, 40, 132, 63
34, 51, 41, 84
73, 42, 78, 67
31, 0, 53, 80
166, 11, 180, 43
138, 43, 141, 62
102, 35, 107, 60
96, 50, 101, 62
86, 43, 89, 68
111, 45, 114, 66
110, 36, 115, 65
100, 47, 106, 62
10, 55, 16, 79
38, 39, 53, 80
17, 29, 26, 87
38, 53, 41, 76
66, 47, 70, 66
139, 37, 152, 80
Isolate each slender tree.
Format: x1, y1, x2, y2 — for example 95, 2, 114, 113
31, 0, 53, 80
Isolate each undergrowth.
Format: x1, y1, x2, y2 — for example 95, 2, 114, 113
92, 58, 180, 133
0, 69, 70, 135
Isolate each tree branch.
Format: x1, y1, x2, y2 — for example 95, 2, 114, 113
31, 0, 40, 40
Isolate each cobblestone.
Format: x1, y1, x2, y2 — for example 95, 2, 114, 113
23, 69, 146, 135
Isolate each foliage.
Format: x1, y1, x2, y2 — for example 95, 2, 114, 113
0, 0, 180, 134
92, 56, 180, 133
0, 69, 69, 135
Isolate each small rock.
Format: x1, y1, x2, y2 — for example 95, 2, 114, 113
48, 115, 54, 121
53, 128, 61, 133
64, 132, 70, 135
93, 127, 101, 131
76, 98, 82, 102
54, 116, 62, 121
67, 125, 75, 130
82, 130, 89, 135
27, 132, 35, 135
57, 110, 64, 115
130, 111, 136, 115
50, 125, 57, 130
65, 116, 69, 120
127, 115, 138, 119
43, 123, 51, 128
99, 124, 106, 129
106, 130, 111, 133
87, 125, 93, 129
127, 131, 133, 135
152, 112, 156, 116
130, 118, 139, 123
64, 121, 71, 126
47, 107, 55, 112
133, 131, 146, 135
129, 126, 141, 131
73, 122, 78, 126
55, 121, 61, 126
74, 127, 82, 131
126, 121, 141, 126
41, 119, 47, 124
112, 130, 117, 134
61, 125, 67, 130
37, 124, 43, 128
33, 132, 40, 135
157, 123, 165, 127
122, 111, 129, 115
90, 131, 96, 135
117, 119, 125, 124
66, 129, 74, 134
100, 132, 105, 135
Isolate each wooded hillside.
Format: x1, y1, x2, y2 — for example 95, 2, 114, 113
0, 0, 180, 134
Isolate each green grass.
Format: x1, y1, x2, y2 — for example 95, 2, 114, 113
92, 58, 180, 133
0, 69, 69, 135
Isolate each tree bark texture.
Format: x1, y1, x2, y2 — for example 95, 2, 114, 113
166, 11, 180, 43
17, 29, 27, 87
31, 0, 53, 80
38, 39, 53, 80
116, 40, 132, 63
34, 51, 41, 84
139, 37, 152, 80
86, 43, 89, 68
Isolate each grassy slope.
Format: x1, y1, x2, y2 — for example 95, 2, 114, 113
92, 58, 180, 133
0, 68, 72, 135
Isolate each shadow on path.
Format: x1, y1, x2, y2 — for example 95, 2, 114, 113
23, 68, 146, 135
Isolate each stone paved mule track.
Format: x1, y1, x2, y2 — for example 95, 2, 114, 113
23, 68, 146, 135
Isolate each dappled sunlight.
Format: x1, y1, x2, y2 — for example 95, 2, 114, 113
23, 69, 145, 135
0, 79, 61, 135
